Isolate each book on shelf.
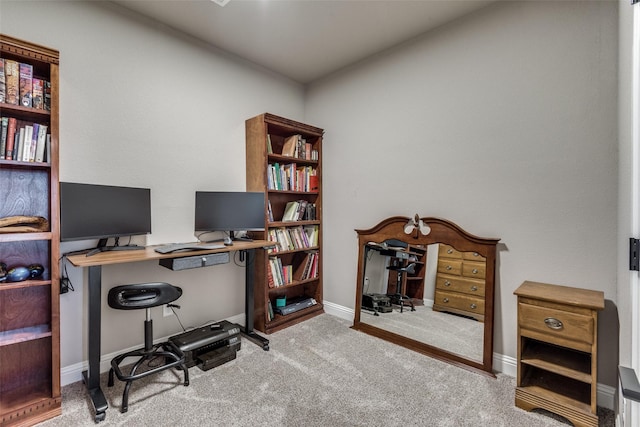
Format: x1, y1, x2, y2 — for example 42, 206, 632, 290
0, 59, 5, 104
282, 201, 299, 222
267, 300, 274, 321
304, 225, 319, 247
267, 259, 275, 288
5, 117, 17, 159
21, 124, 33, 162
266, 134, 273, 154
293, 250, 318, 281
4, 59, 19, 105
0, 117, 7, 159
35, 124, 48, 162
281, 134, 300, 157
19, 63, 33, 108
44, 80, 51, 111
16, 126, 25, 161
267, 200, 274, 222
28, 123, 38, 161
45, 134, 51, 163
32, 78, 44, 109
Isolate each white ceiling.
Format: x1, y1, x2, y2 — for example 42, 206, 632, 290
112, 0, 496, 84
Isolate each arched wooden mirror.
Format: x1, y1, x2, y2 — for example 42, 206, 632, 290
352, 215, 499, 377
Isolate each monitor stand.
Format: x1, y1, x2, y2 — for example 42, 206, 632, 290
85, 238, 144, 257
205, 231, 253, 246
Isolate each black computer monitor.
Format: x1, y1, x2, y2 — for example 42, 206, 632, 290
195, 191, 265, 243
60, 182, 151, 256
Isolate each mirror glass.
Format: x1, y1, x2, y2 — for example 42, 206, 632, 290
352, 216, 499, 376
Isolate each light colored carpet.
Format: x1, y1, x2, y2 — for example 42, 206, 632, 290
37, 314, 613, 426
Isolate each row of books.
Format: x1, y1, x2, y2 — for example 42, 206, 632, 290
267, 250, 319, 289
0, 58, 51, 110
267, 225, 318, 253
267, 162, 318, 192
281, 200, 317, 222
0, 117, 50, 163
266, 133, 319, 161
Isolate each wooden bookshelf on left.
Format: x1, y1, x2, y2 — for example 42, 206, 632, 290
0, 34, 61, 426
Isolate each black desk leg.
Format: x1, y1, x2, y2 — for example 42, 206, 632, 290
82, 265, 108, 423
241, 248, 270, 351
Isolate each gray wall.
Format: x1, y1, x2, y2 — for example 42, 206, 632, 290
306, 0, 619, 385
0, 0, 306, 365
1, 0, 622, 391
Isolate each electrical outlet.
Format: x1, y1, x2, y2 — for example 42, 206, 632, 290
163, 305, 173, 317
364, 277, 370, 286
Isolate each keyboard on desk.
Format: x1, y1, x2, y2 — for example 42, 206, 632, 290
154, 243, 226, 254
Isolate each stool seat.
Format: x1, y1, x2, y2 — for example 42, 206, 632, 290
107, 282, 189, 413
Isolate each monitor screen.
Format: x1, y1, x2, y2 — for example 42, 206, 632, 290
60, 182, 152, 242
195, 191, 265, 233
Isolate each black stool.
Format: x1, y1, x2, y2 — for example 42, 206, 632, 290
387, 263, 416, 313
107, 282, 189, 413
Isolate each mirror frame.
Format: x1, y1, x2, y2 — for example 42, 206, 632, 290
352, 216, 500, 377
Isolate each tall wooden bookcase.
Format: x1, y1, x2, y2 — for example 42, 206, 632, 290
245, 113, 324, 334
0, 35, 61, 426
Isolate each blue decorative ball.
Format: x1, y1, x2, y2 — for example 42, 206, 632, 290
7, 266, 30, 282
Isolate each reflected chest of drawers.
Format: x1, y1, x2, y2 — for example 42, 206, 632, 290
433, 244, 486, 321
514, 281, 604, 427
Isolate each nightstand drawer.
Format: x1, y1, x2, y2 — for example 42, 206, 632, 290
434, 289, 485, 315
436, 274, 485, 296
437, 259, 462, 276
518, 302, 593, 347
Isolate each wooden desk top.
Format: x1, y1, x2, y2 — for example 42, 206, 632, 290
67, 240, 274, 268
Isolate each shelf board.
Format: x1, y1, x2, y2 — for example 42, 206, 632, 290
269, 220, 320, 227
0, 325, 51, 347
267, 153, 318, 165
0, 159, 52, 169
268, 276, 319, 291
0, 232, 52, 243
521, 339, 591, 383
267, 246, 319, 255
265, 303, 324, 331
520, 365, 591, 407
0, 279, 52, 291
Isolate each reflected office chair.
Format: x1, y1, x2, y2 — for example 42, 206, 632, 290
107, 282, 189, 413
387, 262, 416, 313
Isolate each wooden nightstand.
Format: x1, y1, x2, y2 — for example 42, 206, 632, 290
514, 281, 604, 427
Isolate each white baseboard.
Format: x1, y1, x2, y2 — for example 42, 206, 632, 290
60, 304, 617, 411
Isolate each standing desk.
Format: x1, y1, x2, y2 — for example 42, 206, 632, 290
67, 240, 273, 423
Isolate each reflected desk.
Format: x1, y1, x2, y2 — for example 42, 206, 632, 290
67, 240, 274, 423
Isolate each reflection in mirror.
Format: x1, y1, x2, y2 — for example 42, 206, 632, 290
360, 244, 484, 363
352, 216, 499, 377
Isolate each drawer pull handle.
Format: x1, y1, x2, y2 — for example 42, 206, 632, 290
472, 269, 479, 274
470, 303, 477, 309
470, 286, 478, 291
444, 281, 451, 287
473, 252, 479, 257
544, 317, 564, 330
446, 265, 452, 270
447, 249, 454, 254
443, 298, 449, 303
